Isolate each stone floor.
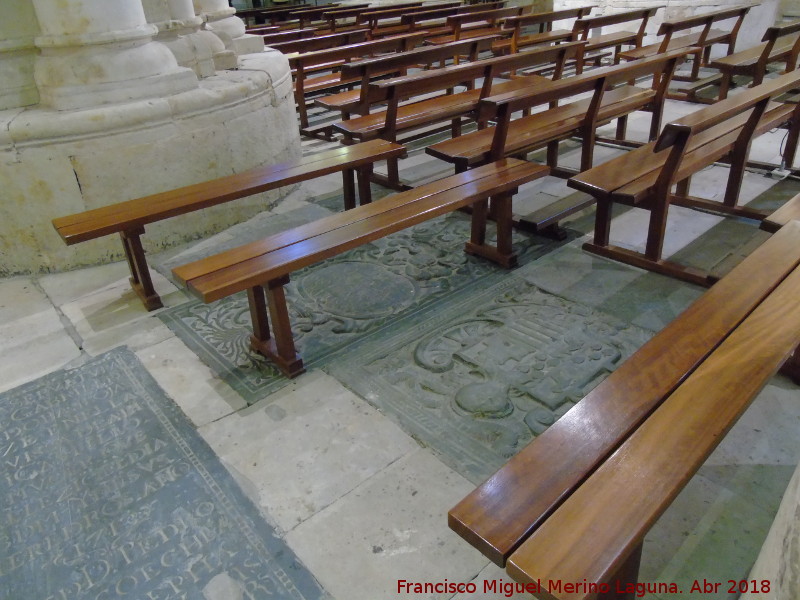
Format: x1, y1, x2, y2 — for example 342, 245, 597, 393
3, 96, 800, 600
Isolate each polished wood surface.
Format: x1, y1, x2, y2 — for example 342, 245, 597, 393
448, 220, 800, 568
53, 140, 406, 244
710, 19, 800, 100
506, 225, 800, 599
176, 159, 548, 301
494, 5, 594, 54
761, 192, 800, 232
426, 48, 684, 173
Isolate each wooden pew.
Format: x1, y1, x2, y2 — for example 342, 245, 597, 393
269, 29, 370, 54
424, 6, 523, 47
260, 28, 316, 46
618, 4, 753, 101
760, 191, 800, 233
398, 1, 507, 37
322, 3, 424, 33
571, 6, 662, 73
172, 158, 551, 378
314, 35, 498, 122
288, 32, 430, 129
286, 4, 345, 29
492, 5, 595, 55
449, 220, 800, 582
505, 228, 800, 598
568, 69, 800, 286
707, 19, 800, 101
334, 42, 581, 188
425, 48, 687, 237
358, 1, 464, 38
238, 4, 311, 26
50, 140, 406, 311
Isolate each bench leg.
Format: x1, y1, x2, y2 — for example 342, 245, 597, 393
779, 347, 800, 384
356, 164, 373, 205
247, 280, 305, 379
120, 228, 163, 311
597, 542, 643, 600
464, 191, 518, 268
342, 168, 357, 210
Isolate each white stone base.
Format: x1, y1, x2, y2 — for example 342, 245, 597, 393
0, 49, 299, 275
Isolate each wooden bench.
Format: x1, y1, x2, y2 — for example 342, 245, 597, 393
51, 140, 406, 312
423, 6, 523, 47
425, 48, 687, 236
618, 4, 753, 102
172, 158, 550, 378
260, 28, 316, 46
571, 6, 663, 73
284, 4, 346, 29
568, 69, 800, 286
449, 219, 800, 600
357, 1, 464, 38
707, 19, 800, 101
334, 42, 581, 188
492, 5, 595, 56
269, 29, 370, 55
322, 3, 424, 33
398, 1, 506, 37
314, 35, 497, 121
288, 32, 430, 129
238, 4, 311, 26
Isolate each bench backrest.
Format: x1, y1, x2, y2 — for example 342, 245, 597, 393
656, 4, 752, 53
759, 19, 800, 76
501, 5, 594, 33
479, 47, 688, 159
323, 2, 421, 23
367, 40, 583, 107
270, 29, 370, 54
288, 31, 429, 71
261, 28, 315, 45
339, 35, 497, 82
573, 6, 662, 45
445, 6, 523, 29
400, 2, 505, 26
649, 68, 800, 197
358, 1, 463, 26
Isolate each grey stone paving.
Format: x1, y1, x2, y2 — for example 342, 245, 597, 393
0, 347, 327, 600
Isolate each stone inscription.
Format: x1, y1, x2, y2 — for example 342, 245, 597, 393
0, 348, 323, 600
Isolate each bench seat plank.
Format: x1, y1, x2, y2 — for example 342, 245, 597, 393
176, 159, 549, 302
617, 28, 729, 61
761, 192, 800, 232
448, 220, 800, 567
333, 74, 548, 138
427, 85, 654, 169
53, 140, 406, 245
506, 228, 800, 596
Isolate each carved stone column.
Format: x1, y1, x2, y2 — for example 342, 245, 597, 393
0, 1, 40, 109
31, 0, 198, 110
194, 0, 264, 57
141, 0, 220, 77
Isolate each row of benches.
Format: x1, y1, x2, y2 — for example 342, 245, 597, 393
52, 5, 800, 593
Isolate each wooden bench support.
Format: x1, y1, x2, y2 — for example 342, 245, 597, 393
121, 227, 163, 311
449, 221, 800, 600
248, 279, 306, 378
52, 140, 406, 311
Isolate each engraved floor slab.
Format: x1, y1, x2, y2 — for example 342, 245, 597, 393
330, 277, 652, 484
0, 347, 326, 600
158, 213, 566, 404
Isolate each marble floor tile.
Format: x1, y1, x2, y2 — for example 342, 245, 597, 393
135, 336, 247, 428
0, 276, 54, 323
57, 268, 183, 356
200, 374, 419, 533
285, 449, 488, 600
0, 306, 82, 392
